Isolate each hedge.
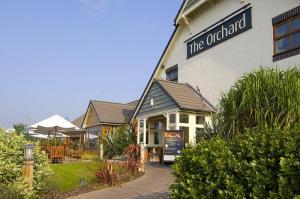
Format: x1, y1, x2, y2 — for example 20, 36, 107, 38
170, 126, 300, 199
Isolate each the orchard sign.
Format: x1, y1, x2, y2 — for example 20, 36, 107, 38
187, 8, 252, 59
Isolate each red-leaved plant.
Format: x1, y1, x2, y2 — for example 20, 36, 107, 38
95, 160, 120, 186
124, 144, 140, 175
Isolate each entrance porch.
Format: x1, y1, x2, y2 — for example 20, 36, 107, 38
137, 109, 208, 162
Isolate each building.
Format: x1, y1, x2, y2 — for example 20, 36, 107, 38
80, 100, 138, 149
132, 1, 300, 153
64, 114, 86, 146
134, 79, 215, 161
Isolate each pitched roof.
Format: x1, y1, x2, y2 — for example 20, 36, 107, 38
127, 100, 140, 107
72, 114, 85, 128
155, 79, 215, 112
91, 100, 137, 124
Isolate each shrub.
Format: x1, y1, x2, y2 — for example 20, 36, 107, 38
103, 133, 116, 159
115, 123, 135, 154
103, 122, 135, 159
0, 129, 52, 199
170, 126, 300, 198
95, 160, 120, 186
81, 151, 98, 160
220, 67, 300, 137
124, 144, 140, 175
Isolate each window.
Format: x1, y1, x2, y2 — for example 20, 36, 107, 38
146, 131, 149, 145
139, 120, 144, 128
273, 6, 300, 61
196, 115, 205, 125
196, 128, 204, 143
169, 114, 176, 123
139, 130, 144, 143
180, 126, 189, 145
180, 114, 189, 123
166, 65, 178, 82
154, 132, 159, 144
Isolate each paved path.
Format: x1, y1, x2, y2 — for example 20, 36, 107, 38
67, 163, 173, 199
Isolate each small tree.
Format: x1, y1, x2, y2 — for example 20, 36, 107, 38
13, 123, 27, 135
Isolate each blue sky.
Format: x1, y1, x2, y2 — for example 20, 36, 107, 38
0, 0, 183, 127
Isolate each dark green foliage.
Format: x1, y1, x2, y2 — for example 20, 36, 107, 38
103, 123, 134, 159
114, 123, 134, 155
103, 133, 116, 159
13, 123, 27, 135
220, 67, 300, 137
170, 126, 300, 199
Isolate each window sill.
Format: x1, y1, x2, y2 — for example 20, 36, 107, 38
273, 47, 300, 62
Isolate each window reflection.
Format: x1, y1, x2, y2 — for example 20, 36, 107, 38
275, 23, 289, 38
275, 37, 290, 54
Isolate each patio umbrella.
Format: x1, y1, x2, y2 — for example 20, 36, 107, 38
29, 114, 78, 145
28, 131, 50, 139
28, 131, 69, 139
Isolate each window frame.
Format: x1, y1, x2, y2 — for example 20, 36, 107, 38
166, 65, 178, 82
196, 115, 205, 125
179, 114, 189, 124
273, 15, 300, 54
272, 6, 300, 62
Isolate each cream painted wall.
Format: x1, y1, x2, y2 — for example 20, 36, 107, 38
156, 0, 300, 106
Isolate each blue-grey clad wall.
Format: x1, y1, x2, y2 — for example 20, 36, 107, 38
137, 82, 178, 117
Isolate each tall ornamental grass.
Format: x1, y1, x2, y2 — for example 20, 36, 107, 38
220, 67, 300, 137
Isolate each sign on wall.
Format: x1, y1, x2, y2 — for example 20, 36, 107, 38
187, 7, 252, 59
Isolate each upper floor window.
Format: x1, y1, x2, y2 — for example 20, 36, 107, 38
273, 6, 300, 62
166, 65, 178, 82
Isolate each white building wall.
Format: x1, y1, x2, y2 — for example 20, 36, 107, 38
157, 0, 300, 105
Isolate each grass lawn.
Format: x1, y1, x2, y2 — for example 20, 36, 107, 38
50, 161, 104, 193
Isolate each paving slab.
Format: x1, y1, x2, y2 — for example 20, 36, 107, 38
67, 163, 173, 199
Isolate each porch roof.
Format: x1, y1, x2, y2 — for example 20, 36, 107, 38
136, 79, 215, 117
156, 79, 215, 112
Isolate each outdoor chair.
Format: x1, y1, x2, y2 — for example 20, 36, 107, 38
50, 146, 65, 164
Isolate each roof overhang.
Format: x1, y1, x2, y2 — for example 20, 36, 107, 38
175, 0, 213, 25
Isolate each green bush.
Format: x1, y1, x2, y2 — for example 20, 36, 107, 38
220, 67, 300, 137
0, 129, 52, 199
170, 126, 300, 198
103, 122, 134, 159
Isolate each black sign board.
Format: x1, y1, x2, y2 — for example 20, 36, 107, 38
187, 8, 252, 59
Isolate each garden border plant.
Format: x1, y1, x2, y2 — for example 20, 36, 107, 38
0, 128, 52, 199
171, 67, 300, 198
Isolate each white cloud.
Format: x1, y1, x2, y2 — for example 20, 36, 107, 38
79, 0, 106, 15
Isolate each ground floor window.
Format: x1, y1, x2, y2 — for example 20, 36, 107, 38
154, 132, 159, 144
146, 131, 149, 145
85, 127, 99, 148
139, 130, 144, 143
196, 128, 205, 143
180, 126, 189, 145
